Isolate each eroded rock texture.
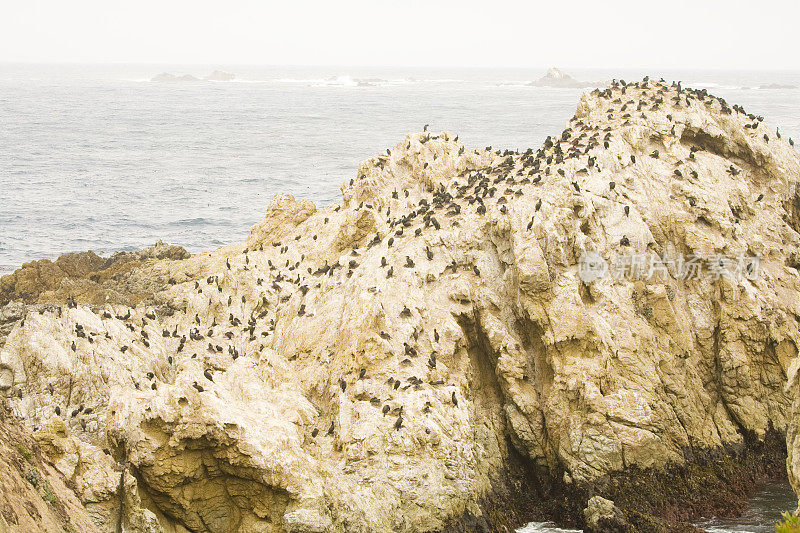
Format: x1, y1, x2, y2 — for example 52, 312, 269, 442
0, 241, 190, 309
2, 78, 800, 532
0, 404, 101, 532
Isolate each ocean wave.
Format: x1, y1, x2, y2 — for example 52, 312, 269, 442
705, 84, 797, 91
757, 83, 798, 90
277, 76, 359, 87
413, 78, 464, 83
174, 218, 209, 226
690, 82, 723, 88
227, 79, 274, 84
494, 81, 535, 87
688, 82, 745, 91
165, 218, 238, 228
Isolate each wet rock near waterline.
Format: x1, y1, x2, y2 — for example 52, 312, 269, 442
584, 496, 631, 533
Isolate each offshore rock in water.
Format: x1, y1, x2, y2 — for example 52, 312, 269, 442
528, 67, 603, 88
204, 70, 236, 82
1, 78, 800, 532
151, 71, 237, 82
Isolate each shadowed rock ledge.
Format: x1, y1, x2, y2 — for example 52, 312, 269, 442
1, 77, 799, 532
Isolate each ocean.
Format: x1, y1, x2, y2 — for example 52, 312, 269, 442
0, 64, 799, 530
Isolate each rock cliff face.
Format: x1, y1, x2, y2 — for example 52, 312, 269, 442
0, 403, 100, 532
2, 78, 800, 532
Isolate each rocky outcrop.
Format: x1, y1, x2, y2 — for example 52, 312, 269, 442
204, 71, 236, 82
0, 241, 190, 351
2, 78, 800, 532
248, 194, 318, 247
0, 241, 190, 308
584, 496, 629, 532
528, 67, 602, 89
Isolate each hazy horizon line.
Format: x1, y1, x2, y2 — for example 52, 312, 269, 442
2, 61, 799, 73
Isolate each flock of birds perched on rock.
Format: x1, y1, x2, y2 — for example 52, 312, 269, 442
19, 76, 796, 451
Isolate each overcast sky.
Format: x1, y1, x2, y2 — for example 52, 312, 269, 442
1, 0, 797, 69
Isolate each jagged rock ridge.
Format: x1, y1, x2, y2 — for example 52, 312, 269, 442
1, 77, 800, 532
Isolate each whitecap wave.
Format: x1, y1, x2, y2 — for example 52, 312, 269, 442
227, 79, 274, 84
277, 75, 359, 87
494, 81, 534, 87
687, 82, 744, 91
